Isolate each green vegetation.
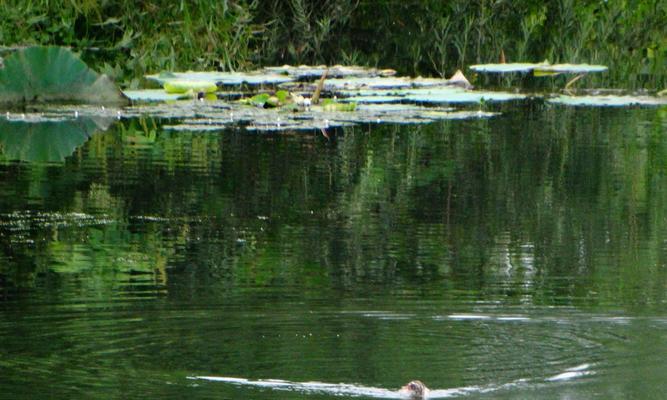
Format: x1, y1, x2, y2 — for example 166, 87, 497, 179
1, 0, 664, 89
0, 0, 259, 88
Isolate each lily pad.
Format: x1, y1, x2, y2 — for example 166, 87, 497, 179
343, 87, 526, 104
534, 64, 608, 74
146, 71, 293, 86
0, 46, 128, 108
321, 99, 357, 112
548, 94, 667, 107
263, 65, 397, 79
470, 62, 608, 76
163, 80, 218, 94
469, 63, 546, 73
339, 95, 404, 104
130, 65, 518, 131
403, 88, 525, 104
144, 99, 496, 133
123, 89, 185, 102
321, 76, 450, 91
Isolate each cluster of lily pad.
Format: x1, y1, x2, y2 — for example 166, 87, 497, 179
122, 60, 667, 132
0, 46, 666, 135
121, 65, 514, 131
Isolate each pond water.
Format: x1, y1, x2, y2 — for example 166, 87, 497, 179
1, 102, 666, 399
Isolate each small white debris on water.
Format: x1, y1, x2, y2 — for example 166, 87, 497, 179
117, 111, 121, 119
546, 364, 593, 382
74, 111, 79, 118
447, 314, 491, 320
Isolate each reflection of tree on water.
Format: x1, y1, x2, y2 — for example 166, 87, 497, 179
0, 107, 666, 308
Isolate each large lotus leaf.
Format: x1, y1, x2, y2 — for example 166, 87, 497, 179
0, 117, 102, 163
0, 46, 128, 107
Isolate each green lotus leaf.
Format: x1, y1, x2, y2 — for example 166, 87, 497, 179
0, 46, 128, 108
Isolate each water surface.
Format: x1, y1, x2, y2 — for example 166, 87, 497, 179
1, 103, 666, 399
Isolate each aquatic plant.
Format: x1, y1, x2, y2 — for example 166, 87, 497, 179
0, 46, 128, 108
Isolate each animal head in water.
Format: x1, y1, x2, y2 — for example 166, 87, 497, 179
400, 380, 429, 398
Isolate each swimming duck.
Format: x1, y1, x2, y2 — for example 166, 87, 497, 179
400, 380, 429, 399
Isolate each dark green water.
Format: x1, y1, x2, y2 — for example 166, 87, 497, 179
1, 103, 666, 399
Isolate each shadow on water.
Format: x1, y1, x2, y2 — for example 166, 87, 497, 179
0, 103, 666, 398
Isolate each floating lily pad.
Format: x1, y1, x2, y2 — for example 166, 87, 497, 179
548, 94, 667, 107
403, 88, 526, 103
263, 65, 396, 79
469, 63, 546, 73
0, 46, 128, 108
163, 80, 218, 94
146, 71, 293, 86
470, 62, 608, 76
130, 65, 518, 131
339, 95, 404, 104
149, 99, 496, 133
320, 76, 450, 91
321, 99, 357, 112
343, 87, 526, 104
534, 64, 608, 74
123, 89, 186, 102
